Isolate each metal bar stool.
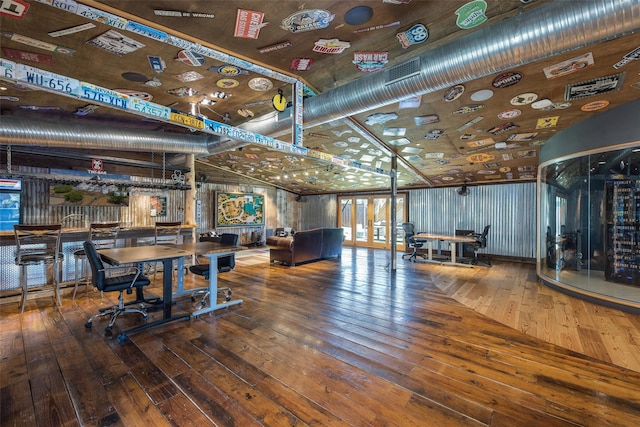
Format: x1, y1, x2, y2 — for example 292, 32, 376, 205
14, 224, 64, 313
73, 222, 120, 300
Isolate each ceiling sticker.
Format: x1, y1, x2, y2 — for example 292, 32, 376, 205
2, 32, 75, 55
613, 45, 640, 69
48, 23, 96, 37
248, 77, 273, 91
453, 104, 484, 114
258, 41, 292, 54
424, 130, 445, 140
540, 101, 571, 110
348, 136, 361, 143
424, 152, 445, 159
154, 10, 215, 18
87, 30, 144, 56
401, 147, 423, 155
281, 9, 335, 33
237, 108, 254, 118
518, 150, 537, 158
466, 138, 495, 148
20, 105, 62, 111
176, 50, 205, 66
544, 52, 594, 79
536, 116, 559, 129
332, 129, 352, 137
147, 56, 166, 73
456, 116, 484, 131
399, 96, 421, 109
167, 86, 199, 97
488, 122, 519, 135
313, 39, 351, 54
531, 99, 553, 110
396, 24, 428, 49
443, 84, 465, 102
459, 134, 476, 140
234, 9, 268, 39
344, 6, 373, 25
2, 47, 53, 65
506, 132, 538, 142
333, 141, 348, 147
470, 89, 493, 101
388, 138, 410, 146
1, 0, 29, 19
353, 51, 389, 72
455, 0, 488, 30
216, 78, 239, 88
290, 58, 312, 71
365, 112, 397, 125
581, 100, 610, 112
144, 77, 161, 87
74, 104, 99, 116
115, 89, 152, 101
414, 114, 439, 126
383, 127, 406, 136
492, 71, 523, 89
477, 169, 497, 175
214, 65, 249, 76
497, 109, 521, 120
467, 153, 495, 163
173, 71, 203, 82
510, 92, 538, 105
564, 72, 625, 101
353, 21, 400, 34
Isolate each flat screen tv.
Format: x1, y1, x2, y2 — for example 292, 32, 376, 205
0, 179, 22, 231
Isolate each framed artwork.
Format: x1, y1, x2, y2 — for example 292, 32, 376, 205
215, 192, 265, 227
150, 196, 167, 217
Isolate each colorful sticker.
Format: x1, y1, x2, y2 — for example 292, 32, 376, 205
167, 86, 199, 97
497, 109, 521, 120
215, 65, 248, 76
313, 39, 351, 54
234, 9, 268, 39
487, 122, 519, 135
258, 41, 292, 54
216, 79, 239, 89
281, 9, 335, 33
613, 45, 640, 69
544, 52, 594, 79
147, 55, 166, 73
1, 0, 29, 19
87, 30, 144, 56
1, 32, 75, 55
536, 116, 559, 129
353, 51, 388, 72
2, 47, 53, 65
414, 115, 440, 126
455, 0, 488, 30
466, 138, 494, 148
396, 24, 428, 49
492, 72, 522, 89
564, 73, 625, 100
173, 71, 203, 82
453, 104, 484, 114
510, 92, 538, 105
443, 85, 465, 102
248, 77, 273, 91
290, 58, 313, 71
176, 50, 205, 66
424, 130, 445, 140
467, 153, 495, 163
580, 100, 610, 112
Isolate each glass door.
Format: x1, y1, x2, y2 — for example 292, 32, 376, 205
339, 194, 406, 249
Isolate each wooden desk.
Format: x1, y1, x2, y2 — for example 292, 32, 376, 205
414, 233, 478, 267
98, 245, 192, 340
173, 242, 245, 317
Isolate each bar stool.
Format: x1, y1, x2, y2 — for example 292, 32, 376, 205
14, 224, 64, 313
73, 222, 120, 300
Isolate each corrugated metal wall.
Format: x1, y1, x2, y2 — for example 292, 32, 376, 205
408, 183, 536, 258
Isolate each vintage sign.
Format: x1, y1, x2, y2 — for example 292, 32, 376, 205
396, 24, 428, 49
290, 58, 312, 71
443, 84, 465, 102
564, 72, 626, 100
455, 0, 488, 29
235, 9, 268, 39
87, 30, 145, 56
492, 71, 522, 89
613, 45, 640, 69
352, 51, 388, 72
312, 39, 350, 54
0, 0, 29, 19
281, 9, 334, 33
2, 47, 53, 65
176, 50, 205, 66
544, 52, 594, 79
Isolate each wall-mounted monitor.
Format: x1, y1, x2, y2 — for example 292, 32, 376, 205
0, 179, 22, 231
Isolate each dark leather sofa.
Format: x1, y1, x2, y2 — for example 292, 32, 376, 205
266, 228, 343, 266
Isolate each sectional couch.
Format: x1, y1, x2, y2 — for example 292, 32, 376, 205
266, 227, 343, 266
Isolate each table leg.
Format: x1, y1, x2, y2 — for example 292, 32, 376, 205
191, 252, 242, 317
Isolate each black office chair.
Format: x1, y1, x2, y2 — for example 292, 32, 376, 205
469, 225, 491, 266
402, 222, 427, 262
83, 241, 150, 336
188, 233, 238, 305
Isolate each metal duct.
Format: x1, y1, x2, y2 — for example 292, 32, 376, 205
0, 117, 214, 154
243, 0, 640, 136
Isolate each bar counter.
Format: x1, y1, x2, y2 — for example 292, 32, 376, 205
0, 225, 195, 294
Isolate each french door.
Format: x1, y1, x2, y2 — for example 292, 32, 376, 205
338, 194, 406, 249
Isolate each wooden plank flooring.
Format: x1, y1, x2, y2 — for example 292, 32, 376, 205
1, 247, 639, 426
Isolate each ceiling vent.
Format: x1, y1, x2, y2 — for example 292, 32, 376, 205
385, 57, 421, 85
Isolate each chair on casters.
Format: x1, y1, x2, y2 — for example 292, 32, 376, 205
469, 225, 491, 266
73, 222, 120, 300
83, 241, 150, 336
188, 233, 238, 306
14, 224, 64, 313
401, 222, 427, 262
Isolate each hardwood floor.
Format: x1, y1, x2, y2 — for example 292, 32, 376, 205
1, 247, 639, 426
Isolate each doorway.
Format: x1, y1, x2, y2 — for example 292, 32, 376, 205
338, 194, 406, 249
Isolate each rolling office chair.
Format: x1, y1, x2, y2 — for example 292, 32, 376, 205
469, 225, 491, 266
402, 222, 427, 262
73, 222, 120, 300
14, 224, 64, 313
188, 233, 238, 305
83, 241, 150, 336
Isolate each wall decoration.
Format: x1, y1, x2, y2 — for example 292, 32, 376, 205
49, 183, 129, 207
581, 100, 610, 111
167, 86, 198, 97
249, 77, 273, 91
2, 32, 75, 55
234, 9, 268, 39
150, 196, 167, 217
544, 52, 594, 79
564, 72, 626, 101
613, 45, 640, 69
492, 71, 522, 89
455, 0, 488, 29
536, 116, 559, 129
312, 39, 350, 54
49, 23, 96, 37
353, 21, 400, 34
396, 24, 428, 48
173, 71, 203, 82
510, 92, 538, 105
497, 109, 521, 120
147, 55, 166, 72
470, 89, 493, 101
281, 9, 335, 33
414, 114, 439, 126
531, 99, 552, 110
154, 10, 215, 18
176, 50, 205, 66
353, 51, 388, 72
2, 47, 53, 65
290, 58, 312, 71
87, 30, 144, 56
443, 84, 465, 102
215, 192, 265, 227
257, 40, 292, 54
1, 0, 29, 19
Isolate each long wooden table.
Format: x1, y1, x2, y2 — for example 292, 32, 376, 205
172, 241, 245, 317
98, 245, 192, 340
414, 233, 479, 267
